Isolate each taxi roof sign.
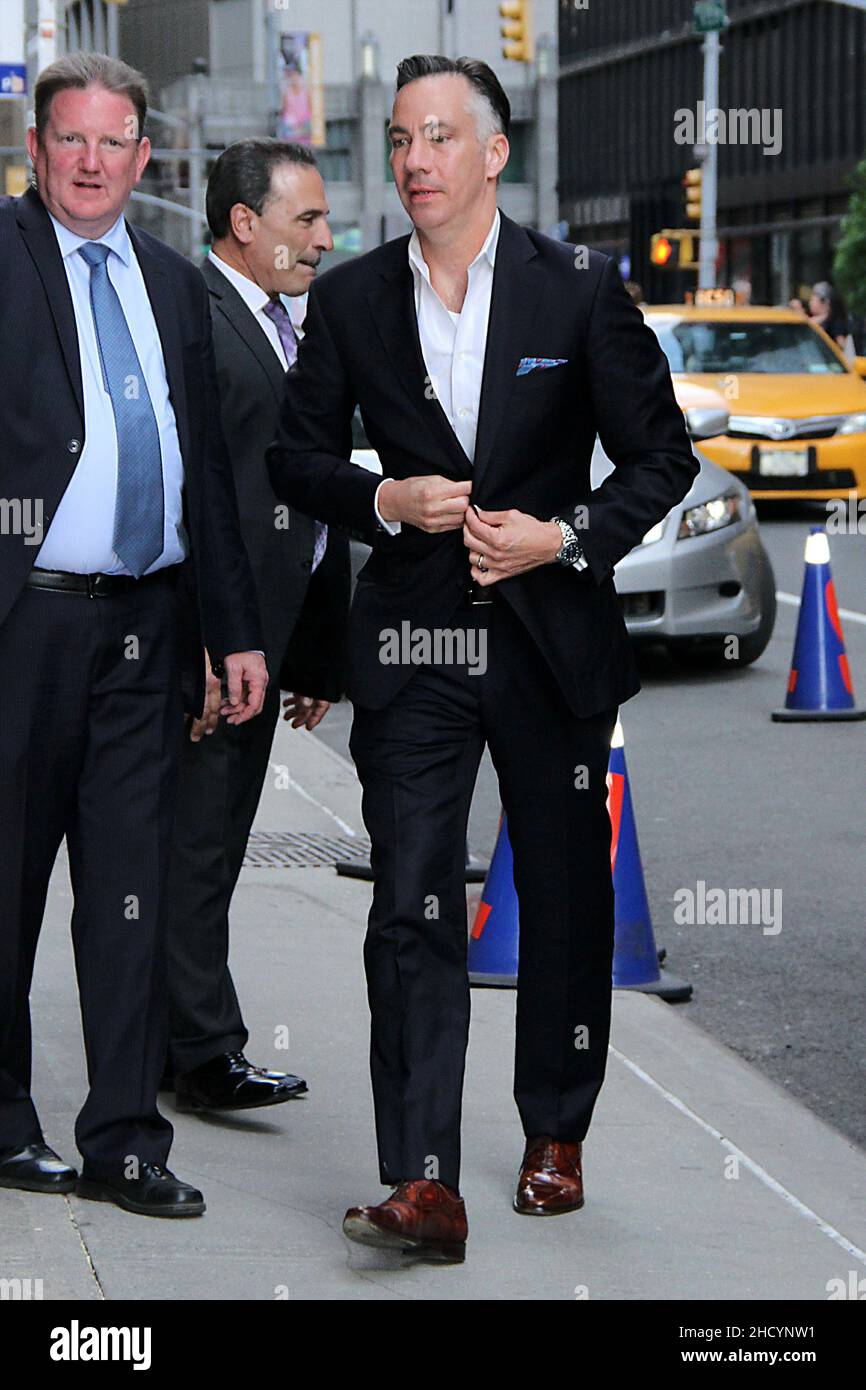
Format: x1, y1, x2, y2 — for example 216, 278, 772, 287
694, 288, 736, 306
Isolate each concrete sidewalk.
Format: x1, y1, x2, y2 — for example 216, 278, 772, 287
4, 718, 866, 1301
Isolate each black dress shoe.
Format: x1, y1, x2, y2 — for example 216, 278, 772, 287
0, 1142, 77, 1194
174, 1051, 307, 1113
76, 1162, 205, 1218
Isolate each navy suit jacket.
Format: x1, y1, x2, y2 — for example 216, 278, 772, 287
267, 211, 699, 717
0, 187, 263, 714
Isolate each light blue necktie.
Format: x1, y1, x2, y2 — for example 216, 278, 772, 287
78, 242, 164, 578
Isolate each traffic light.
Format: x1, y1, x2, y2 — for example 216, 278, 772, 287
500, 0, 534, 63
650, 234, 674, 267
683, 167, 703, 221
650, 230, 697, 270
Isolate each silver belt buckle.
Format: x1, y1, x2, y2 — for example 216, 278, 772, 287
468, 583, 493, 606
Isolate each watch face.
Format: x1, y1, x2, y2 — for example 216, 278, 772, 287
560, 541, 582, 564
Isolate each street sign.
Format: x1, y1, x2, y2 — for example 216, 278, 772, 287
693, 1, 728, 33
0, 64, 26, 99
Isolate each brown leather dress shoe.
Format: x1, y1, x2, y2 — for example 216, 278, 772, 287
343, 1179, 467, 1263
513, 1135, 585, 1215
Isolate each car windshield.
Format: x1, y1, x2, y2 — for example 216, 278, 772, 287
648, 319, 846, 375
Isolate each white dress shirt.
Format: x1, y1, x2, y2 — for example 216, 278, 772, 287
373, 212, 499, 537
374, 210, 587, 571
35, 211, 187, 575
208, 249, 289, 369
411, 207, 500, 463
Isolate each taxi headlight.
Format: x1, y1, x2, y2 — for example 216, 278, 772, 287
837, 412, 866, 435
678, 492, 744, 540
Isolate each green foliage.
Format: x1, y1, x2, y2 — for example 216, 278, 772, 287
834, 159, 866, 318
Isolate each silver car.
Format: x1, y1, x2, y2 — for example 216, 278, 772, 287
594, 402, 776, 667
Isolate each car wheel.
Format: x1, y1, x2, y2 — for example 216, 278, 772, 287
668, 553, 778, 669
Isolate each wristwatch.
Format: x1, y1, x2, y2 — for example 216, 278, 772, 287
551, 516, 585, 567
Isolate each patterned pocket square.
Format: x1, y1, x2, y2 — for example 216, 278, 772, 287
516, 357, 569, 376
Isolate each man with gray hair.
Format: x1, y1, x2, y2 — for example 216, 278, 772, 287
0, 53, 267, 1218
268, 54, 697, 1259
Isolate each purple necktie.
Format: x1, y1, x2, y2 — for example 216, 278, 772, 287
264, 297, 327, 571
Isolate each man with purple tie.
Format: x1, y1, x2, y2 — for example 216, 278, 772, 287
161, 141, 351, 1116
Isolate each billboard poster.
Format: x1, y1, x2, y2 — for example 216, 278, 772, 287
277, 32, 325, 148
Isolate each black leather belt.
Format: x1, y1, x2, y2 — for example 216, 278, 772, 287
26, 567, 178, 597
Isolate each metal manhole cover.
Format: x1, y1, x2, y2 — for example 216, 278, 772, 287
243, 831, 371, 868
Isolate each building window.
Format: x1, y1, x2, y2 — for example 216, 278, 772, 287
65, 1, 114, 55
317, 120, 354, 183
501, 123, 529, 184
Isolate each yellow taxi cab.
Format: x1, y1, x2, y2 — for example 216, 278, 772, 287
644, 297, 866, 499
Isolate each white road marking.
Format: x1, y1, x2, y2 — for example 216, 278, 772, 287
267, 762, 358, 839
777, 591, 866, 626
610, 1045, 866, 1266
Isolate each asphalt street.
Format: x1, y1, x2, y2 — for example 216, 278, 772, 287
317, 503, 866, 1150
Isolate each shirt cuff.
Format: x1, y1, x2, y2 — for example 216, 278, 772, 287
374, 479, 401, 536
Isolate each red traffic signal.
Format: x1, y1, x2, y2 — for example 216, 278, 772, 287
651, 234, 674, 267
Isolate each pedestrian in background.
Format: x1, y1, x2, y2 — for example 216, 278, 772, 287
162, 140, 350, 1115
810, 280, 854, 357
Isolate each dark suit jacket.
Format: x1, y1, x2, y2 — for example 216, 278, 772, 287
200, 256, 349, 701
0, 187, 263, 715
267, 212, 699, 718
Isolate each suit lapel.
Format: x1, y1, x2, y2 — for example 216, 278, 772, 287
366, 244, 472, 480
201, 256, 287, 403
128, 223, 190, 464
472, 214, 543, 491
16, 187, 84, 423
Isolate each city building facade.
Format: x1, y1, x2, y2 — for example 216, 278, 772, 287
3, 2, 559, 257
559, 0, 866, 305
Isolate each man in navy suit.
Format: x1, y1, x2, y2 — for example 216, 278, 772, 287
0, 54, 267, 1218
268, 54, 698, 1260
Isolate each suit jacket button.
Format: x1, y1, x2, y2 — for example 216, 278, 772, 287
300, 558, 312, 572
67, 439, 81, 453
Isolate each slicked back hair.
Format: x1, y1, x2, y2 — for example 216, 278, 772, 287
206, 138, 318, 240
395, 54, 511, 141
